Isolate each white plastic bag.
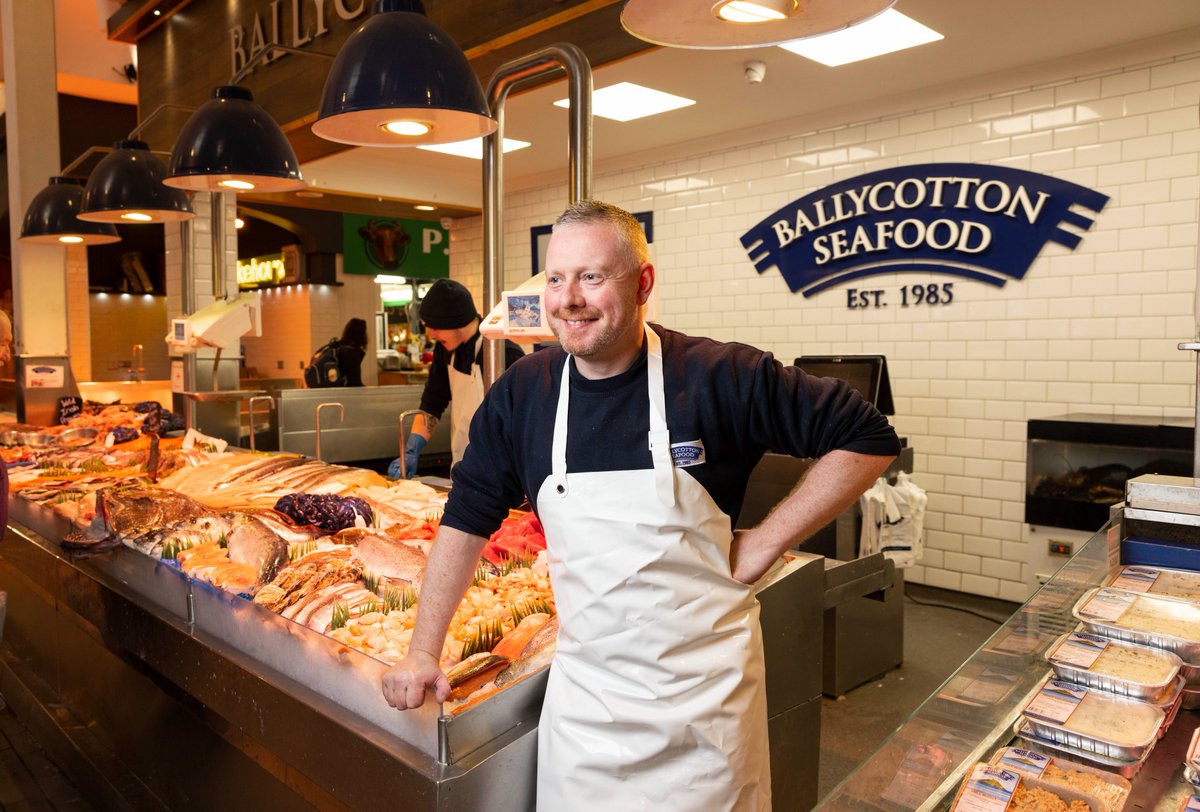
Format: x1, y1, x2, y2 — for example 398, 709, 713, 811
859, 472, 926, 568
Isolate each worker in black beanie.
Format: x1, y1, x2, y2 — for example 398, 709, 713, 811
389, 279, 524, 478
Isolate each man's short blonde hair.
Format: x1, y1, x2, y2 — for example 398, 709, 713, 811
553, 200, 649, 271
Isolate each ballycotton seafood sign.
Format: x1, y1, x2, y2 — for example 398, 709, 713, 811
739, 163, 1109, 298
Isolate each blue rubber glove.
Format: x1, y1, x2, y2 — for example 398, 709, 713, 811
388, 433, 427, 479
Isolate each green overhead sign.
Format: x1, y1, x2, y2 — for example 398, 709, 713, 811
343, 214, 449, 279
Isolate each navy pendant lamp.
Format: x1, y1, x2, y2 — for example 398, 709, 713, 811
77, 140, 195, 223
20, 177, 120, 245
165, 85, 305, 192
312, 0, 496, 147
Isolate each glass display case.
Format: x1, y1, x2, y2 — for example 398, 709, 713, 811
817, 516, 1198, 811
1026, 414, 1192, 532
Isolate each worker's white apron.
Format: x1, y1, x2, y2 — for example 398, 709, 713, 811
535, 325, 771, 811
447, 363, 483, 465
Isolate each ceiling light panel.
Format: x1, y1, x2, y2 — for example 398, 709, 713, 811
778, 9, 942, 67
554, 82, 695, 122
417, 137, 531, 160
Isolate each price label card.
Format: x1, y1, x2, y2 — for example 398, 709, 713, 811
954, 765, 1019, 812
57, 395, 82, 424
957, 669, 1018, 706
1024, 680, 1086, 726
989, 625, 1048, 656
1079, 589, 1134, 623
1049, 632, 1109, 669
995, 748, 1049, 779
1187, 726, 1200, 771
25, 364, 64, 389
1110, 566, 1160, 593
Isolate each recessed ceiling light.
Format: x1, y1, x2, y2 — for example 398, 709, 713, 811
418, 137, 530, 160
381, 120, 432, 137
414, 204, 436, 211
778, 9, 942, 67
234, 217, 245, 229
714, 0, 796, 24
554, 82, 695, 122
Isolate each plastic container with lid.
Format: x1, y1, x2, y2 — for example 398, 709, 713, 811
1045, 630, 1183, 703
988, 746, 1130, 812
1073, 588, 1200, 665
1106, 565, 1200, 602
950, 762, 1102, 812
1013, 719, 1153, 780
1019, 676, 1165, 761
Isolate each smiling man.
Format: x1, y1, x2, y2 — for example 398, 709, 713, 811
381, 200, 900, 810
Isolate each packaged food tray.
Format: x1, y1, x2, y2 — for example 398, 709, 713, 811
1013, 719, 1152, 780
988, 746, 1130, 812
1019, 676, 1164, 761
1045, 630, 1183, 703
1106, 565, 1200, 602
1073, 588, 1200, 666
950, 762, 1102, 812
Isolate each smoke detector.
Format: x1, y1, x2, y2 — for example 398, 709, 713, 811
744, 60, 766, 84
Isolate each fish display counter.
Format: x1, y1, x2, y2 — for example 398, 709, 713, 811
0, 432, 840, 809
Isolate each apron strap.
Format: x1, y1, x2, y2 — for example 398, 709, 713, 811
550, 325, 676, 507
550, 355, 572, 497
644, 326, 676, 508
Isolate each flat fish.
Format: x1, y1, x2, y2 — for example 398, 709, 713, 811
335, 528, 427, 589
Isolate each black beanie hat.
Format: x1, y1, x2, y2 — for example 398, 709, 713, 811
419, 279, 479, 329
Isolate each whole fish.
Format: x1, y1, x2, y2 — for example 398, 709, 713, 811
493, 616, 559, 689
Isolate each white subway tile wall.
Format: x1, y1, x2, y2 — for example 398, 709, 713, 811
450, 47, 1199, 601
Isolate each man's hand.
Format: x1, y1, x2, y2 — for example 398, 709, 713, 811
387, 433, 428, 480
731, 449, 897, 583
382, 648, 450, 709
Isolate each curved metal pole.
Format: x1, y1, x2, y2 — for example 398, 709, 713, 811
314, 402, 344, 461
247, 395, 273, 452
397, 408, 432, 480
481, 43, 592, 389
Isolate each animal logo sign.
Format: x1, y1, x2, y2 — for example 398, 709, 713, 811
739, 163, 1109, 297
342, 214, 449, 279
359, 219, 412, 271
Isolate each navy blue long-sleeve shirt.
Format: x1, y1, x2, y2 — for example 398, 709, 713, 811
443, 324, 901, 539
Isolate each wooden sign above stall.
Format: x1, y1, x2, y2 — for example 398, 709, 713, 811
115, 0, 651, 164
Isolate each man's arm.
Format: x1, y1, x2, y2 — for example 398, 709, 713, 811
409, 411, 439, 442
730, 449, 894, 584
381, 525, 488, 709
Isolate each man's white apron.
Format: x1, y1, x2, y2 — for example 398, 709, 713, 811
534, 325, 771, 811
448, 362, 484, 465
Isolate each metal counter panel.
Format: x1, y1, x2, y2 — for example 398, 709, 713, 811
272, 385, 451, 463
